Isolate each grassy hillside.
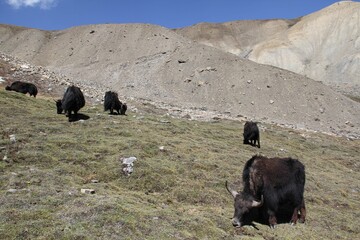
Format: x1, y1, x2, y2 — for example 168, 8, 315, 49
0, 89, 359, 239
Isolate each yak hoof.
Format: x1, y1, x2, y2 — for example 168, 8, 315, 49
298, 219, 305, 224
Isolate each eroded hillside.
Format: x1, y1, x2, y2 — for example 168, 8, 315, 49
176, 1, 360, 98
0, 20, 359, 139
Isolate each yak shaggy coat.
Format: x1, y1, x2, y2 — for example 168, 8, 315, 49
57, 85, 85, 121
5, 81, 38, 97
227, 155, 306, 228
243, 121, 260, 148
104, 91, 127, 115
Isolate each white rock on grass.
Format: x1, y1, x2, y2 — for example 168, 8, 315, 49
121, 156, 137, 176
81, 189, 95, 194
9, 134, 16, 143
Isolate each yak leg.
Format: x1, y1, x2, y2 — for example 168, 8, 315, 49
67, 111, 73, 122
268, 210, 277, 228
269, 215, 277, 228
249, 138, 255, 147
68, 111, 78, 122
299, 199, 306, 223
74, 111, 79, 120
290, 207, 299, 225
291, 199, 306, 225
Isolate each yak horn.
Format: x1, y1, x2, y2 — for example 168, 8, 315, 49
251, 195, 264, 207
225, 181, 238, 198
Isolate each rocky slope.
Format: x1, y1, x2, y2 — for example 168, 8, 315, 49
176, 1, 360, 97
0, 22, 359, 138
175, 18, 299, 58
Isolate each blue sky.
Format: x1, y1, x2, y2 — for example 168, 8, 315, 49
0, 0, 357, 30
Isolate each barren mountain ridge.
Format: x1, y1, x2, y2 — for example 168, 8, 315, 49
176, 1, 360, 97
0, 2, 359, 138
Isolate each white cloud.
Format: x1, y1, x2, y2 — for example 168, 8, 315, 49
6, 0, 57, 9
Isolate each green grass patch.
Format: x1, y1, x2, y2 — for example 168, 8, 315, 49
0, 89, 359, 239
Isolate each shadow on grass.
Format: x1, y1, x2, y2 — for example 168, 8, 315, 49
106, 112, 127, 116
68, 113, 90, 122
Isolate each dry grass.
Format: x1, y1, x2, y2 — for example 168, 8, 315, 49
0, 89, 359, 239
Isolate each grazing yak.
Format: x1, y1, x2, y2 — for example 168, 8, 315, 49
5, 81, 38, 97
243, 121, 260, 148
104, 91, 127, 115
226, 155, 306, 228
56, 85, 85, 121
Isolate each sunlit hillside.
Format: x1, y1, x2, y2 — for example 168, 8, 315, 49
0, 89, 358, 239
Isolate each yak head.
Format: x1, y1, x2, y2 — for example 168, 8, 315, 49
55, 99, 63, 114
120, 103, 127, 115
226, 181, 263, 227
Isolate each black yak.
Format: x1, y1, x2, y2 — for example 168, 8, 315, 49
5, 81, 38, 97
104, 91, 127, 115
56, 86, 85, 121
243, 121, 260, 148
226, 155, 306, 228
